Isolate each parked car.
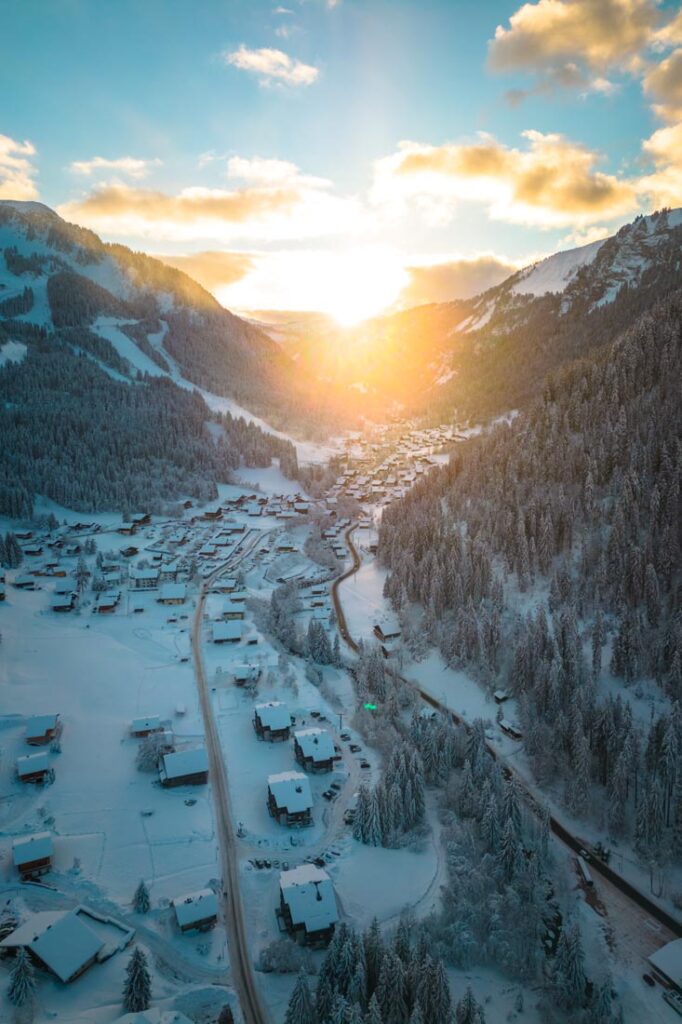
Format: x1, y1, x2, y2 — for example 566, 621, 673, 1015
642, 975, 655, 988
350, 744, 362, 753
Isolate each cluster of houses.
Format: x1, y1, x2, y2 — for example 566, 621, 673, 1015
250, 701, 340, 828
15, 714, 61, 785
325, 424, 455, 511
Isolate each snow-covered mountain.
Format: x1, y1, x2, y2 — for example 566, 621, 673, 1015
287, 207, 682, 420
0, 201, 341, 434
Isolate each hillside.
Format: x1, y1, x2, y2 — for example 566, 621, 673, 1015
378, 285, 682, 862
0, 202, 302, 517
263, 208, 682, 423
0, 201, 345, 436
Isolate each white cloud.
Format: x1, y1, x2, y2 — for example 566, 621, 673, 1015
69, 156, 160, 179
0, 134, 38, 201
224, 45, 319, 86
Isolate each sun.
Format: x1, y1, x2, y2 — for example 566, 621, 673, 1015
320, 248, 410, 326
219, 246, 409, 326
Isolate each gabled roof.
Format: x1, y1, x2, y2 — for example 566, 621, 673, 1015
25, 714, 58, 737
213, 621, 242, 641
131, 716, 161, 733
172, 889, 218, 927
649, 938, 682, 987
12, 831, 53, 866
159, 747, 208, 781
255, 702, 291, 731
268, 771, 312, 812
159, 582, 186, 601
17, 751, 50, 775
294, 728, 335, 762
280, 864, 338, 932
1, 908, 104, 982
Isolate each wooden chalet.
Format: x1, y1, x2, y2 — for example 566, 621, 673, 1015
293, 728, 336, 773
222, 599, 245, 620
16, 752, 52, 783
499, 719, 523, 740
253, 702, 292, 742
157, 582, 187, 605
159, 747, 209, 787
26, 714, 60, 746
172, 889, 218, 933
277, 864, 338, 947
267, 771, 313, 827
213, 621, 243, 644
13, 832, 54, 879
373, 619, 402, 643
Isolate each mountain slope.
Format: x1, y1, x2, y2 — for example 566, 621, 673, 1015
0, 202, 302, 517
379, 283, 682, 856
0, 201, 346, 435
265, 208, 682, 423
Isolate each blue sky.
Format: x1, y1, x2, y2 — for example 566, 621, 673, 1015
2, 0, 682, 319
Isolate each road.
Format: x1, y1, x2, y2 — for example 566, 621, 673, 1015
191, 528, 270, 1024
332, 524, 682, 945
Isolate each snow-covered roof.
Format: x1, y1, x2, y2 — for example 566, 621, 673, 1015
159, 582, 186, 601
280, 864, 338, 932
17, 751, 50, 775
294, 728, 335, 762
268, 771, 312, 812
130, 567, 159, 580
649, 938, 682, 987
12, 831, 53, 866
222, 599, 244, 616
131, 716, 160, 733
1, 909, 104, 982
160, 747, 208, 781
172, 888, 218, 927
53, 576, 77, 593
255, 702, 291, 731
26, 714, 58, 738
213, 621, 242, 641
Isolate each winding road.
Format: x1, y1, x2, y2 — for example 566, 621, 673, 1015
332, 524, 682, 943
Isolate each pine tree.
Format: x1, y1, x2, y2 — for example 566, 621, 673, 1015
7, 947, 36, 1007
553, 922, 586, 1009
133, 879, 151, 914
364, 993, 383, 1024
456, 986, 485, 1024
284, 972, 316, 1024
218, 1005, 235, 1024
123, 947, 152, 1012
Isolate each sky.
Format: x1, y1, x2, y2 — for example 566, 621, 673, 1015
2, 0, 682, 322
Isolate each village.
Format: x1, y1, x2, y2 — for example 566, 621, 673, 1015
0, 422, 470, 1024
1, 418, 680, 1024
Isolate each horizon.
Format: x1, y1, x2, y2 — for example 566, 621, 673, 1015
3, 0, 682, 323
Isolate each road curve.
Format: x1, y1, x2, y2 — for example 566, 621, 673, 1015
334, 525, 682, 940
192, 530, 270, 1024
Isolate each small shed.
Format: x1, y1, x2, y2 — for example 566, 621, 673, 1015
17, 751, 52, 783
277, 864, 338, 947
233, 664, 260, 686
267, 771, 313, 827
493, 689, 510, 704
373, 619, 401, 642
130, 716, 161, 738
159, 747, 209, 787
26, 713, 60, 746
12, 832, 54, 878
172, 889, 218, 933
253, 702, 292, 742
294, 728, 336, 773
